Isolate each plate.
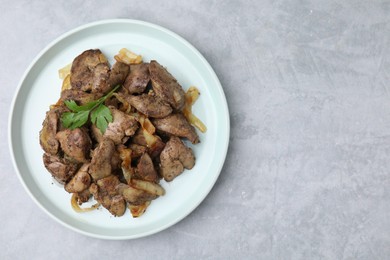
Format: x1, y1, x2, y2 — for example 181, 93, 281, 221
8, 19, 229, 239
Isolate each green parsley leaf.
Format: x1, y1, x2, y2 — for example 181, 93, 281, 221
61, 111, 76, 128
64, 100, 80, 111
91, 104, 113, 133
60, 85, 121, 133
64, 99, 98, 112
61, 110, 89, 129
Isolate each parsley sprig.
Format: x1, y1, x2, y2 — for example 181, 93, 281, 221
61, 85, 120, 133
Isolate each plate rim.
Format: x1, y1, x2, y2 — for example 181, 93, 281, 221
8, 18, 230, 240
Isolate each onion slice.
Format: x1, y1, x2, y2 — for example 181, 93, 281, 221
114, 48, 143, 65
58, 63, 72, 80
129, 201, 151, 218
130, 179, 165, 196
61, 75, 71, 92
183, 86, 207, 133
136, 113, 159, 147
71, 193, 100, 213
112, 93, 132, 113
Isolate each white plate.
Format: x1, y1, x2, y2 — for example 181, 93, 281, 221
8, 19, 229, 240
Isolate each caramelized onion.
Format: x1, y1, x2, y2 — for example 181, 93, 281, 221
183, 86, 207, 133
58, 63, 72, 80
129, 201, 151, 218
130, 179, 165, 196
114, 48, 143, 65
112, 93, 132, 113
137, 113, 158, 147
71, 193, 100, 213
118, 146, 133, 184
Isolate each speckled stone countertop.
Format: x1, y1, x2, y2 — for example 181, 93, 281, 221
1, 1, 389, 259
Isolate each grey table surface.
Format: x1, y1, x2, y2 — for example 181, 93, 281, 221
1, 0, 390, 259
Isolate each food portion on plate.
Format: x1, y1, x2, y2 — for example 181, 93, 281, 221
39, 48, 206, 218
